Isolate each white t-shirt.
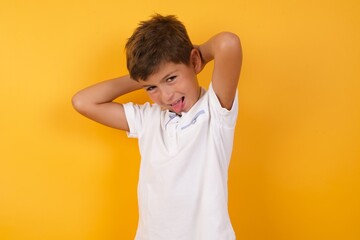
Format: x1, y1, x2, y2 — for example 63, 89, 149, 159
123, 83, 238, 240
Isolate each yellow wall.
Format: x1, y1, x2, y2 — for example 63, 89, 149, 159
1, 0, 359, 239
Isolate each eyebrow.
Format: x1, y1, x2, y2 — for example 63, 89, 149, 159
141, 70, 178, 88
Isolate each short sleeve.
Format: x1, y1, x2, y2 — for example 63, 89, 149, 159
122, 102, 140, 138
123, 102, 157, 138
208, 83, 239, 128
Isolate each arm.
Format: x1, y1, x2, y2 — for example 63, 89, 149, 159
71, 75, 142, 131
198, 32, 242, 110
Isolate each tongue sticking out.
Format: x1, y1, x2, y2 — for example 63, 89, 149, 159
172, 97, 184, 113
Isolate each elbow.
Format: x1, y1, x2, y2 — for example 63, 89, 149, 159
71, 92, 88, 114
218, 32, 242, 55
221, 32, 241, 46
217, 32, 242, 67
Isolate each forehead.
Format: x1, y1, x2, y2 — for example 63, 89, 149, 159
140, 62, 189, 84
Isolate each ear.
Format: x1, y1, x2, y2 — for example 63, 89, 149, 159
190, 48, 202, 74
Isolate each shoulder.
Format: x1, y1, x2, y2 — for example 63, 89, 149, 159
206, 83, 239, 127
123, 102, 163, 138
123, 102, 162, 115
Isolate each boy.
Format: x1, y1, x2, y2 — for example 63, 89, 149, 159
72, 14, 242, 240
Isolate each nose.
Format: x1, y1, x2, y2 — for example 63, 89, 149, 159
161, 85, 175, 103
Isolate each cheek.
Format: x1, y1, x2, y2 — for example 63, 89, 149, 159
148, 92, 160, 104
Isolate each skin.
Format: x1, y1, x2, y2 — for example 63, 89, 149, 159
138, 49, 203, 115
72, 32, 242, 132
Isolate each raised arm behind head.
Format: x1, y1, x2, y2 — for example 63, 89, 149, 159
198, 32, 243, 110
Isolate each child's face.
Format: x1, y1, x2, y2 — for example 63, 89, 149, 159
139, 61, 200, 114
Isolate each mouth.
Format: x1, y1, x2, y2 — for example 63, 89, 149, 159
170, 96, 185, 113
170, 97, 184, 106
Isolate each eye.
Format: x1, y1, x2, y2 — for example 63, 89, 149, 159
145, 86, 157, 92
166, 76, 177, 83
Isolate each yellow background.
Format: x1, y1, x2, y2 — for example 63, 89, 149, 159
1, 0, 359, 239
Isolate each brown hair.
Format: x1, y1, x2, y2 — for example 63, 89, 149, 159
125, 14, 193, 81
